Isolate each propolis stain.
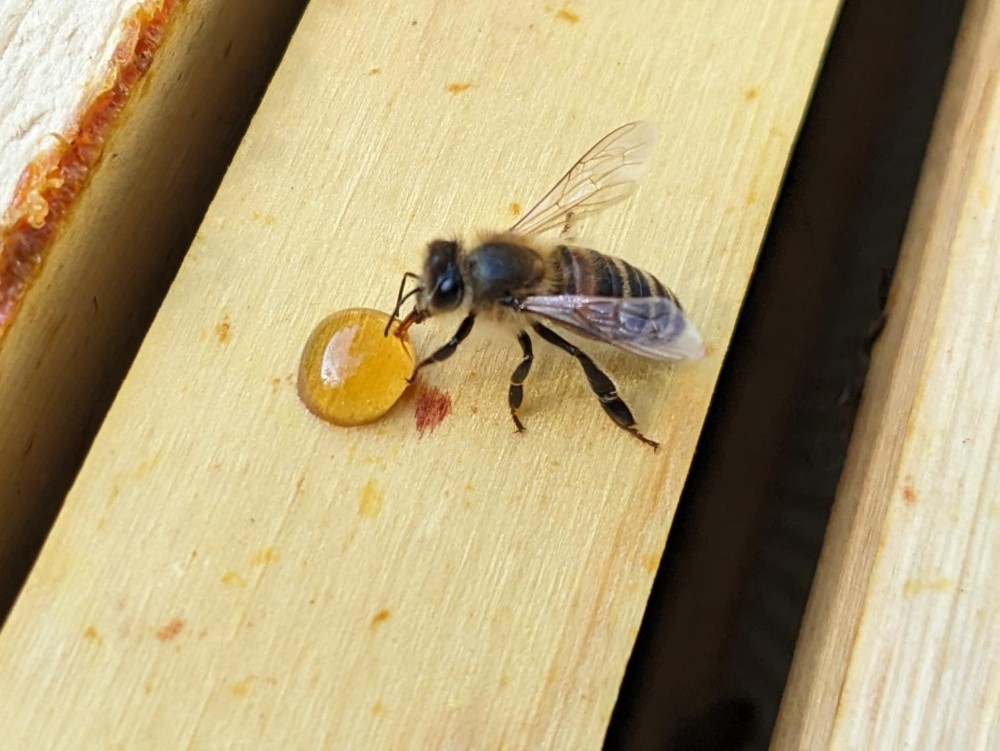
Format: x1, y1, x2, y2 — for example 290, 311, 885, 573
415, 383, 452, 436
298, 308, 415, 426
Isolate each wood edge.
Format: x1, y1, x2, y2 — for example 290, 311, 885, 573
0, 0, 180, 337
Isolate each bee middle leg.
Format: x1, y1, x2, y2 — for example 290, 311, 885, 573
409, 313, 476, 382
531, 322, 659, 450
508, 330, 533, 432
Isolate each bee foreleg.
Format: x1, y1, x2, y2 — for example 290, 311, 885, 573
409, 313, 476, 382
508, 331, 533, 432
531, 323, 659, 450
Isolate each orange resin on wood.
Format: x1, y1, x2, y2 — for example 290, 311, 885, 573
0, 0, 179, 337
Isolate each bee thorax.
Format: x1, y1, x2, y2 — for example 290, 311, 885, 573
464, 241, 546, 303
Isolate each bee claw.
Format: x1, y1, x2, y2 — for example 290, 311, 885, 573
639, 434, 660, 451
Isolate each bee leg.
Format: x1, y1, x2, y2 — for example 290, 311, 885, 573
560, 211, 578, 242
508, 330, 533, 432
409, 313, 476, 382
531, 323, 659, 450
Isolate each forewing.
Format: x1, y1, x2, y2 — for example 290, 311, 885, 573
522, 294, 704, 361
509, 121, 659, 236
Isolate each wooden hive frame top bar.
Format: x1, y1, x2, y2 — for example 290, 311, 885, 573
0, 1, 839, 747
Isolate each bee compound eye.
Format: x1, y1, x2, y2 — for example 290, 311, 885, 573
433, 272, 463, 309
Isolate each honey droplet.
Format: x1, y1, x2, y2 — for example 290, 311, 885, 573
298, 308, 415, 426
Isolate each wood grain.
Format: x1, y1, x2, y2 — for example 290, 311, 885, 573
772, 0, 1000, 747
0, 1, 839, 747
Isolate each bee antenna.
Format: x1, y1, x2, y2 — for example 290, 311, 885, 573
385, 272, 422, 337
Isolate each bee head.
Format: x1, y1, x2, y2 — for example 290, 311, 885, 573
421, 239, 465, 313
386, 239, 465, 338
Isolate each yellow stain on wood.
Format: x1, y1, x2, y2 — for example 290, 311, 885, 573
358, 478, 384, 518
370, 609, 391, 630
642, 554, 660, 574
251, 547, 280, 566
215, 315, 231, 343
108, 451, 163, 503
230, 680, 251, 697
902, 578, 954, 597
229, 675, 276, 698
135, 452, 163, 480
221, 571, 247, 588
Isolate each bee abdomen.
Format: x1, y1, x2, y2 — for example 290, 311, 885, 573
554, 245, 675, 302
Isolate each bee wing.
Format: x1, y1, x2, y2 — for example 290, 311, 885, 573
522, 294, 704, 361
509, 121, 659, 236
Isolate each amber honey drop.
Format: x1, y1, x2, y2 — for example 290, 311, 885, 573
298, 308, 415, 426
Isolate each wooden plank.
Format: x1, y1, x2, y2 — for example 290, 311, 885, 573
0, 0, 307, 613
772, 0, 1000, 747
0, 1, 840, 747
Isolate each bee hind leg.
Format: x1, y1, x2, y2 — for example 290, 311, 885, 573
531, 322, 659, 450
508, 330, 533, 432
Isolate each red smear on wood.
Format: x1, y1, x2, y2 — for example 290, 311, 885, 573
0, 0, 179, 337
415, 384, 451, 437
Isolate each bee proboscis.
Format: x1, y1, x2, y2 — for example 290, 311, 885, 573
386, 121, 703, 449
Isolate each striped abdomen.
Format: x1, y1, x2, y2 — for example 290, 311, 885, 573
550, 245, 680, 305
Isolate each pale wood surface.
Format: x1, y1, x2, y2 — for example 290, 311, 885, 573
772, 0, 1000, 748
0, 0, 306, 609
0, 1, 839, 747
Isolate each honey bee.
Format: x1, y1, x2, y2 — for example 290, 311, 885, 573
386, 121, 703, 449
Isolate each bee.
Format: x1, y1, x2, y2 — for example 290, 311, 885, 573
385, 121, 703, 449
